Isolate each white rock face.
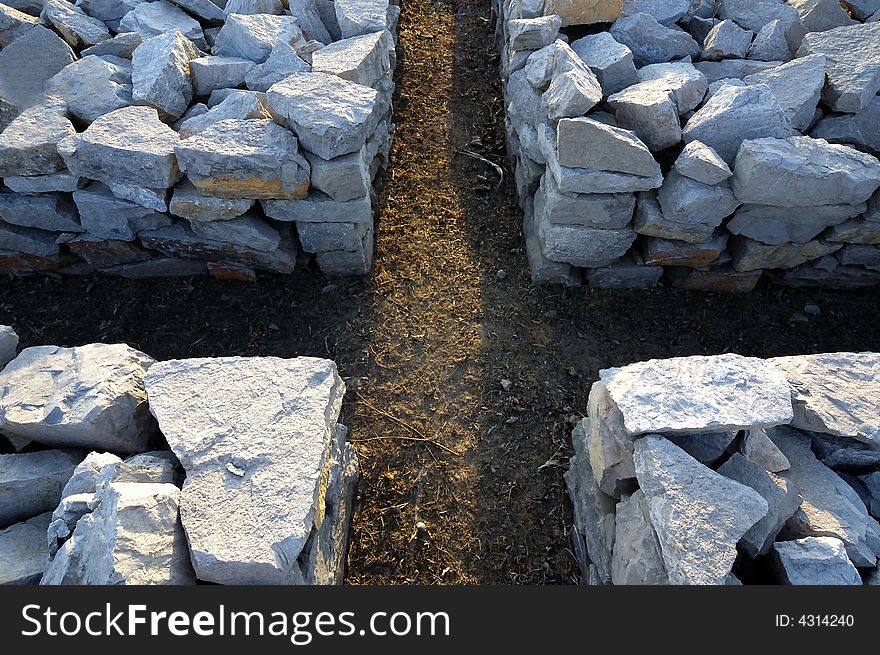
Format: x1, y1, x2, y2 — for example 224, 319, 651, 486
772, 537, 862, 585
599, 354, 794, 437
633, 435, 768, 585
769, 353, 880, 445
0, 450, 83, 526
144, 356, 348, 584
0, 512, 51, 585
0, 344, 158, 453
0, 326, 17, 370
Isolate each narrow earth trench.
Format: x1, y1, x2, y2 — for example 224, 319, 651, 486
2, 0, 880, 585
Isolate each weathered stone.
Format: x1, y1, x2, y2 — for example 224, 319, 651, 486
637, 62, 708, 114
789, 0, 856, 33
770, 353, 880, 445
609, 13, 700, 67
585, 254, 663, 289
694, 58, 783, 82
797, 22, 880, 113
743, 54, 825, 132
0, 193, 81, 233
0, 223, 60, 258
131, 30, 200, 121
703, 19, 753, 61
266, 72, 386, 160
118, 1, 205, 49
508, 16, 561, 52
811, 432, 880, 470
0, 450, 82, 527
771, 425, 880, 567
522, 201, 581, 287
633, 435, 769, 585
812, 97, 880, 153
62, 236, 152, 268
144, 357, 349, 584
304, 120, 389, 201
717, 0, 807, 51
41, 0, 111, 48
665, 431, 737, 464
190, 212, 280, 251
569, 32, 637, 96
543, 0, 622, 27
44, 55, 134, 125
772, 536, 862, 585
73, 183, 172, 240
666, 264, 763, 292
108, 183, 168, 213
731, 237, 842, 271
554, 118, 658, 178
611, 489, 668, 585
585, 381, 635, 499
224, 0, 284, 15
334, 0, 387, 38
287, 0, 333, 44
732, 137, 880, 207
244, 41, 311, 92
313, 224, 373, 275
727, 203, 863, 245
542, 62, 603, 121
857, 471, 880, 518
4, 174, 83, 194
189, 55, 255, 98
537, 217, 636, 268
535, 174, 634, 229
742, 428, 791, 472
61, 106, 181, 189
651, 171, 740, 242
79, 0, 148, 23
175, 118, 309, 199
170, 180, 254, 221
169, 0, 225, 21
0, 513, 51, 584
0, 344, 158, 454
719, 453, 802, 556
642, 233, 727, 268
262, 191, 373, 223
177, 91, 270, 138
0, 106, 74, 178
674, 141, 732, 185
843, 0, 880, 20
839, 243, 880, 269
80, 31, 144, 58
601, 354, 793, 437
312, 31, 391, 88
607, 82, 681, 152
826, 218, 880, 245
295, 221, 364, 253
213, 13, 306, 63
0, 26, 75, 120
621, 0, 688, 24
748, 19, 791, 62
0, 3, 38, 48
0, 326, 17, 371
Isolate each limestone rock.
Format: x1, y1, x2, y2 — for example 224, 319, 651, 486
287, 0, 333, 44
843, 0, 880, 20
0, 192, 81, 233
4, 173, 83, 194
312, 31, 391, 88
727, 202, 862, 245
812, 96, 880, 153
703, 19, 753, 61
543, 0, 623, 27
789, 0, 856, 33
772, 536, 862, 585
666, 264, 763, 292
748, 19, 791, 62
118, 1, 205, 49
674, 141, 732, 185
0, 450, 83, 527
189, 56, 255, 98
224, 0, 284, 15
0, 3, 38, 48
0, 105, 73, 178
811, 432, 880, 470
131, 30, 201, 121
654, 171, 740, 242
606, 81, 681, 151
730, 237, 842, 271
169, 0, 225, 21
0, 344, 158, 454
641, 233, 727, 268
826, 217, 880, 245
585, 255, 663, 289
45, 55, 134, 124
0, 513, 52, 584
585, 381, 635, 498
144, 356, 349, 584
743, 54, 825, 132
244, 41, 311, 92
694, 58, 783, 82
176, 90, 270, 138
536, 174, 635, 229
742, 428, 790, 472
0, 26, 75, 120
569, 32, 637, 96
0, 326, 17, 371
262, 191, 373, 223
42, 0, 111, 49
213, 13, 306, 63
297, 221, 366, 253
81, 31, 144, 59
554, 117, 658, 177
73, 182, 172, 240
621, 0, 688, 25
665, 431, 737, 464
0, 223, 60, 258
717, 0, 807, 51
191, 213, 280, 251
609, 12, 700, 67
636, 62, 708, 114
633, 435, 769, 585
542, 58, 603, 121
170, 180, 254, 221
334, 0, 388, 38
537, 218, 636, 268
611, 489, 668, 584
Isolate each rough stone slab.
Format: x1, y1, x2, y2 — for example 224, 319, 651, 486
585, 254, 662, 289
654, 171, 740, 242
41, 0, 111, 48
674, 141, 732, 185
0, 344, 158, 454
554, 117, 658, 178
543, 0, 623, 27
717, 0, 807, 51
769, 353, 880, 445
169, 0, 225, 21
334, 0, 388, 38
611, 489, 668, 584
213, 13, 306, 63
0, 326, 17, 371
702, 19, 753, 61
633, 435, 769, 585
144, 356, 347, 584
0, 192, 82, 232
0, 26, 75, 119
772, 537, 862, 585
607, 81, 681, 152
743, 54, 826, 132
131, 30, 201, 121
728, 202, 862, 245
569, 32, 637, 96
0, 104, 73, 178
0, 223, 60, 258
641, 232, 727, 268
190, 56, 256, 97
537, 217, 636, 268
811, 432, 880, 470
0, 450, 83, 527
80, 31, 144, 58
636, 62, 708, 114
812, 96, 880, 153
73, 183, 171, 241
730, 237, 842, 272
748, 19, 792, 62
522, 202, 581, 287
694, 58, 783, 82
609, 12, 700, 67
0, 513, 51, 584
44, 55, 133, 124
244, 41, 311, 92
61, 106, 181, 189
843, 0, 880, 20
190, 212, 280, 252
732, 137, 880, 207
535, 174, 634, 229
4, 173, 83, 194
108, 182, 168, 213
542, 63, 603, 121
826, 217, 880, 245
839, 243, 880, 269
0, 3, 38, 48
508, 16, 561, 52
303, 120, 388, 202
621, 0, 688, 25
287, 0, 333, 44
224, 0, 284, 15
600, 354, 793, 437
789, 0, 856, 33
262, 192, 372, 223
312, 30, 391, 88
666, 264, 763, 292
170, 180, 255, 221
61, 236, 153, 268
118, 1, 205, 49
742, 428, 791, 472
176, 91, 270, 138
585, 380, 636, 499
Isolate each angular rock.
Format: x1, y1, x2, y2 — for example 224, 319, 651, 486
170, 180, 255, 221
535, 174, 634, 229
727, 202, 863, 245
606, 81, 681, 151
0, 344, 158, 454
0, 513, 51, 585
641, 232, 728, 268
118, 1, 205, 49
633, 435, 769, 585
811, 432, 880, 470
0, 450, 83, 527
748, 19, 791, 62
554, 117, 659, 177
80, 31, 144, 58
636, 62, 709, 114
0, 192, 81, 233
731, 237, 842, 271
537, 215, 636, 268
789, 0, 856, 33
585, 254, 663, 289
60, 106, 181, 189
313, 224, 373, 275
108, 182, 168, 213
44, 55, 134, 125
131, 30, 200, 121
169, 0, 225, 21
62, 236, 152, 268
569, 32, 637, 96
542, 61, 603, 121
812, 97, 880, 153
773, 537, 862, 585
611, 489, 668, 585
665, 431, 737, 464
674, 141, 732, 185
101, 257, 207, 278
287, 0, 333, 44
0, 105, 74, 177
742, 428, 791, 473
826, 218, 880, 245
224, 0, 284, 15
621, 0, 688, 25
717, 0, 807, 51
189, 55, 255, 98
41, 0, 111, 48
703, 19, 753, 61
177, 90, 270, 138
303, 120, 389, 201
73, 183, 172, 240
585, 381, 635, 499
244, 41, 311, 92
609, 12, 700, 67
743, 54, 825, 132
213, 13, 306, 63
522, 201, 581, 287
652, 171, 740, 242
0, 3, 38, 48
839, 243, 880, 269
4, 173, 83, 194
262, 191, 372, 223
0, 223, 60, 258
694, 58, 783, 82
543, 0, 623, 27
843, 0, 880, 20
144, 357, 348, 584
0, 26, 75, 121
732, 137, 880, 207
190, 212, 280, 252
296, 221, 364, 253
334, 0, 388, 38
175, 118, 309, 199
312, 30, 391, 88
508, 16, 561, 52
0, 326, 17, 371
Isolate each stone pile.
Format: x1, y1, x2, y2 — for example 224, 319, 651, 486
0, 325, 358, 585
0, 0, 399, 279
566, 351, 880, 585
495, 0, 880, 290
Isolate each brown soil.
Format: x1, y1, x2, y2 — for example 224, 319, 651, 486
3, 0, 880, 585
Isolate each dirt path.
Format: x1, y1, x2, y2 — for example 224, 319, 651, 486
3, 0, 880, 585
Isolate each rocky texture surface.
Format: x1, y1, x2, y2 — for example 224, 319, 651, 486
566, 352, 880, 585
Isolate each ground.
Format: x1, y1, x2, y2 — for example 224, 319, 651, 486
2, 0, 880, 584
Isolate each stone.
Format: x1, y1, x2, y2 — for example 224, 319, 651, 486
42, 481, 196, 585
621, 0, 688, 25
41, 0, 111, 48
0, 105, 74, 178
839, 243, 880, 269
769, 353, 880, 445
60, 107, 181, 189
0, 223, 60, 258
772, 537, 862, 585
0, 26, 75, 121
636, 62, 709, 114
585, 381, 635, 499
508, 16, 561, 52
213, 13, 306, 63
78, 0, 149, 23
742, 428, 791, 472
62, 236, 152, 268
224, 0, 284, 14
80, 31, 144, 58
609, 13, 700, 67
606, 82, 681, 151
743, 54, 825, 132
304, 120, 389, 201
796, 22, 880, 113
731, 237, 842, 271
687, 15, 717, 44
287, 0, 333, 44
652, 171, 740, 242
170, 181, 255, 221
4, 174, 83, 194
0, 450, 83, 527
0, 326, 17, 371
633, 435, 769, 585
569, 32, 637, 96
826, 218, 880, 245
543, 0, 623, 26
542, 62, 603, 121
0, 344, 158, 454
108, 183, 168, 213
601, 354, 793, 437
611, 489, 668, 584
312, 31, 391, 88
858, 472, 880, 517
535, 174, 634, 229
727, 203, 863, 245
694, 59, 783, 82
703, 19, 753, 61
207, 261, 258, 282
789, 0, 856, 33
176, 91, 270, 138
175, 119, 309, 199
334, 0, 388, 38
0, 513, 51, 584
717, 0, 807, 51
190, 212, 280, 252
313, 226, 373, 275
674, 141, 732, 185
732, 137, 880, 207
641, 233, 728, 268
748, 20, 791, 62
554, 118, 659, 177
666, 264, 763, 292
522, 202, 581, 287
131, 30, 201, 121
0, 193, 81, 233
585, 254, 663, 289
73, 183, 172, 240
718, 452, 802, 556
811, 432, 880, 470
190, 56, 255, 98
44, 55, 133, 125
771, 426, 880, 567
144, 356, 349, 584
812, 97, 880, 153
169, 0, 225, 21
297, 221, 365, 253
0, 3, 38, 48
266, 72, 386, 161
537, 219, 637, 268
665, 432, 736, 464
843, 0, 880, 20
118, 1, 205, 49
262, 191, 372, 223
244, 41, 311, 92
